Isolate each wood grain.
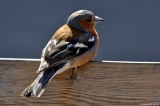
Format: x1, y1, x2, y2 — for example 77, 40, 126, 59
0, 59, 160, 106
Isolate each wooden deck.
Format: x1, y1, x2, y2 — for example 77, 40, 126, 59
0, 58, 160, 106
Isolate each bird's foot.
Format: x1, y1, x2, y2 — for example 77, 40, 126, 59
69, 67, 77, 80
70, 73, 77, 80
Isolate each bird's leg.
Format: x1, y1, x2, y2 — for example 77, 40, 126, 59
70, 67, 77, 80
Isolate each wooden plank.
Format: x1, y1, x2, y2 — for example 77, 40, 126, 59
0, 58, 160, 106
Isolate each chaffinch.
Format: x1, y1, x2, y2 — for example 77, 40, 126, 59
20, 10, 105, 97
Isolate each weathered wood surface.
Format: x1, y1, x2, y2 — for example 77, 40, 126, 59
0, 58, 160, 106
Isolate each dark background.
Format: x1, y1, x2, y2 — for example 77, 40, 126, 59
0, 0, 160, 62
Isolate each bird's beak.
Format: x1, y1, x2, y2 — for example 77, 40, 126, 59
94, 16, 105, 23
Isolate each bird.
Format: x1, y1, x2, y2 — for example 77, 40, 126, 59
20, 9, 105, 97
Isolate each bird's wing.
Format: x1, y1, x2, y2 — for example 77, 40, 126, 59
37, 33, 95, 73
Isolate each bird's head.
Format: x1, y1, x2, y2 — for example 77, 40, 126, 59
67, 10, 105, 34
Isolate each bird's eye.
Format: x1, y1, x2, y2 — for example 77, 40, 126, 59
87, 18, 91, 22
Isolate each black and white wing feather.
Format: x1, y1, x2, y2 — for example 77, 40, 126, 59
38, 33, 95, 72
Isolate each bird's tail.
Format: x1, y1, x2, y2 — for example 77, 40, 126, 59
20, 67, 58, 97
